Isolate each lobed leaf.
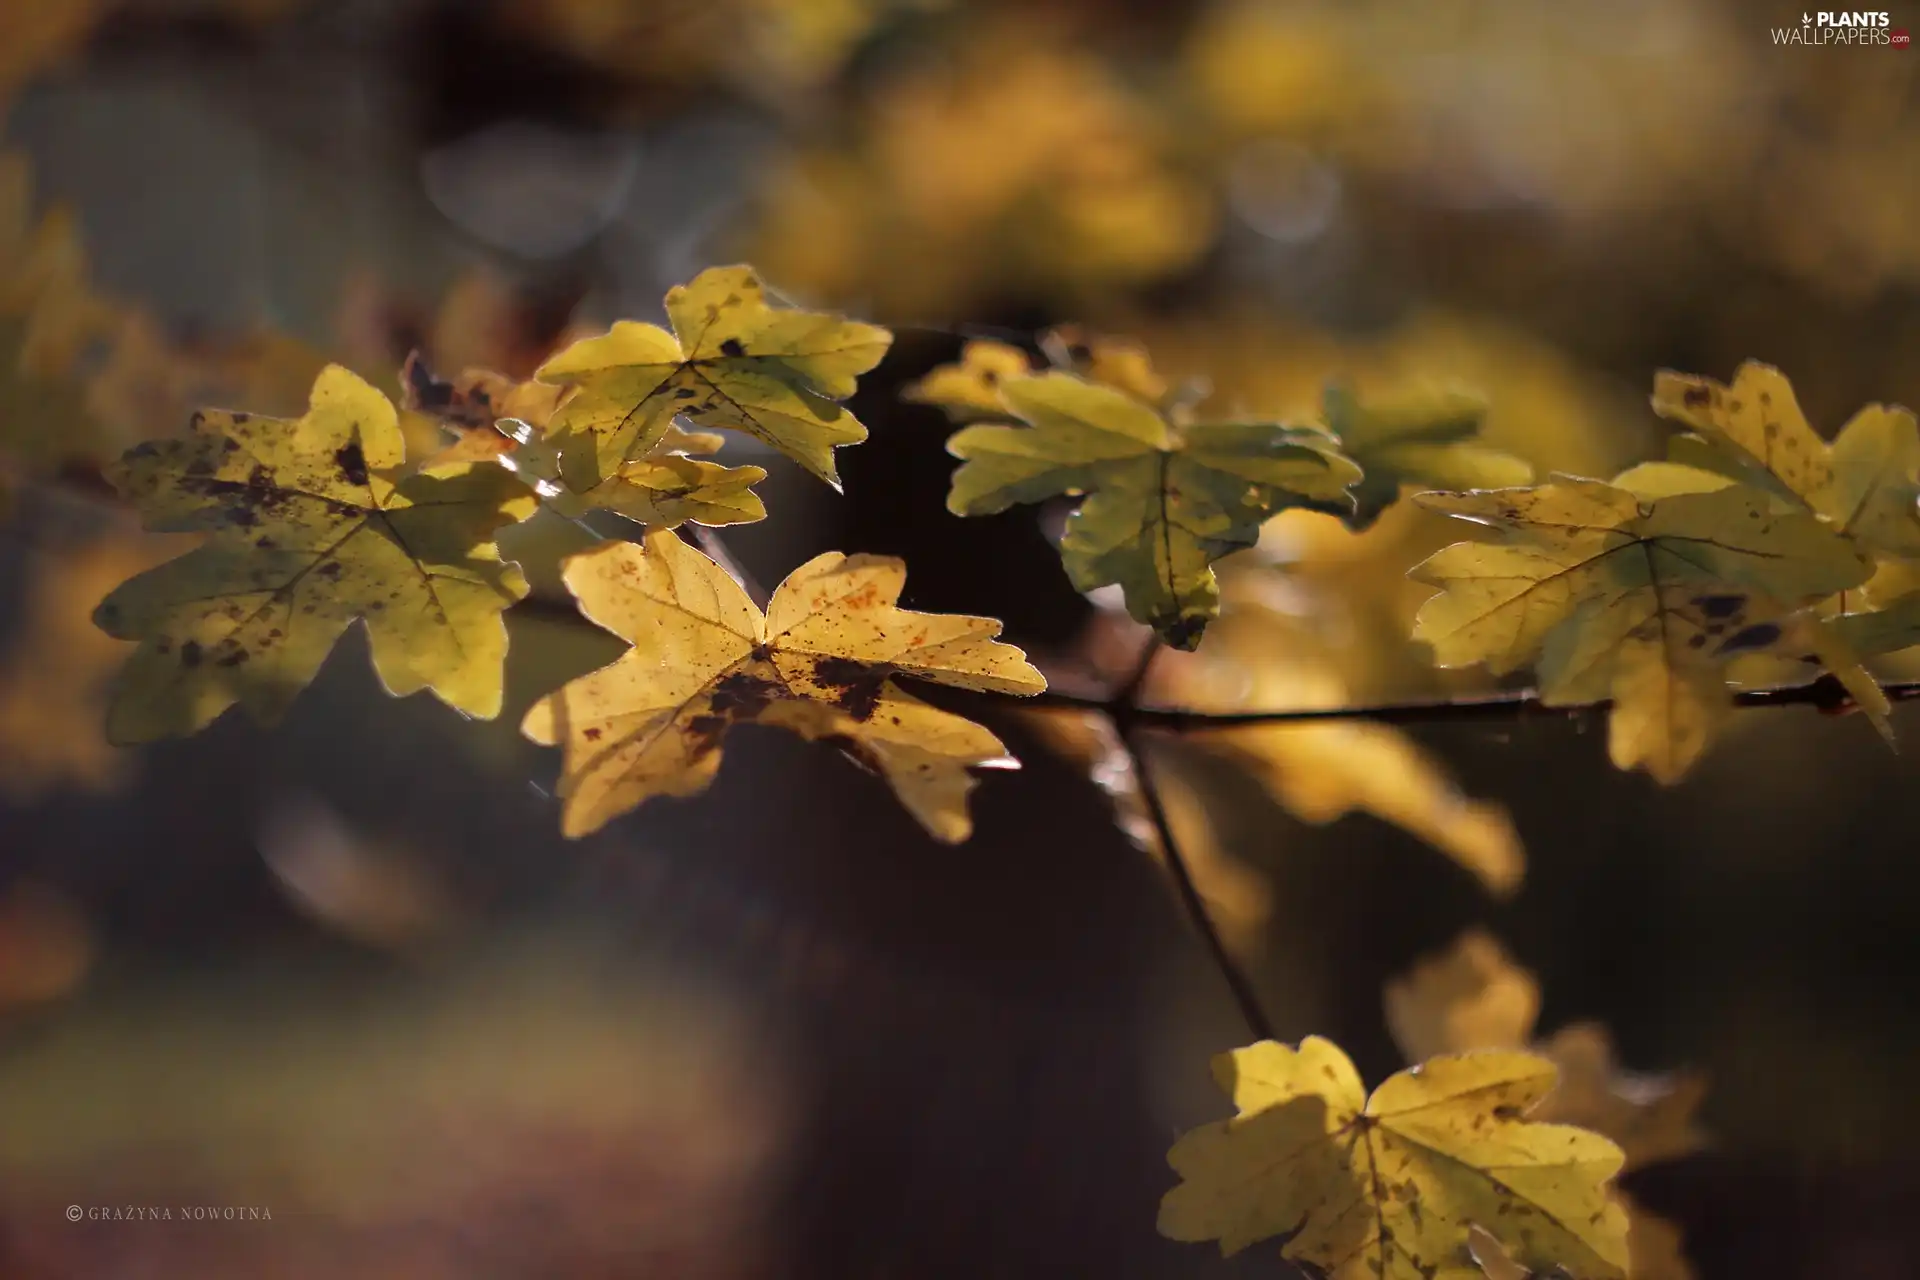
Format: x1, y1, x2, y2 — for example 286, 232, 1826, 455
1652, 362, 1920, 558
93, 365, 537, 741
947, 371, 1360, 648
534, 265, 891, 492
1159, 1036, 1630, 1280
522, 531, 1046, 842
1412, 476, 1872, 782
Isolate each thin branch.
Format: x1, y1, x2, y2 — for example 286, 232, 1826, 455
1107, 635, 1276, 1044
1119, 726, 1276, 1042
1025, 674, 1920, 728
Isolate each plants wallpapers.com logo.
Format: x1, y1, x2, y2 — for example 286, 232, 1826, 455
1773, 11, 1910, 43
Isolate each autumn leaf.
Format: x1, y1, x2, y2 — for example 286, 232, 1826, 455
947, 371, 1361, 647
1158, 1036, 1629, 1279
904, 338, 1037, 419
1390, 934, 1707, 1280
1039, 324, 1175, 405
1412, 477, 1871, 782
1384, 929, 1541, 1064
1385, 931, 1709, 1172
1651, 362, 1920, 559
1319, 382, 1532, 530
906, 326, 1183, 422
400, 351, 567, 441
533, 264, 890, 492
93, 364, 538, 742
402, 354, 769, 531
522, 529, 1045, 842
1205, 721, 1524, 895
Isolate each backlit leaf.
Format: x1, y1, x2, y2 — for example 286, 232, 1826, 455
534, 264, 890, 491
1386, 931, 1710, 1172
1158, 1036, 1629, 1279
947, 371, 1360, 647
522, 530, 1046, 842
93, 365, 538, 741
1412, 477, 1871, 782
1652, 362, 1920, 558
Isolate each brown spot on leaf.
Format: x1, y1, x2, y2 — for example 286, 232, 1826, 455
719, 338, 746, 358
334, 441, 369, 487
811, 655, 887, 720
710, 670, 779, 718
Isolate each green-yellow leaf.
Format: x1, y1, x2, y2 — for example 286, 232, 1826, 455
93, 365, 537, 741
1412, 477, 1871, 782
1321, 382, 1532, 529
1159, 1036, 1629, 1280
522, 530, 1046, 842
947, 371, 1361, 648
1652, 362, 1920, 557
534, 265, 891, 492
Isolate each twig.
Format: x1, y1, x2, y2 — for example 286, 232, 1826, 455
1025, 675, 1920, 728
1106, 635, 1276, 1044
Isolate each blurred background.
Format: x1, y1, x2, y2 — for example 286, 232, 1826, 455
0, 0, 1917, 1276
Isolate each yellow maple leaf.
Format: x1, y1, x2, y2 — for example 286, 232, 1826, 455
1412, 477, 1871, 782
534, 264, 891, 492
947, 370, 1361, 648
1159, 1036, 1630, 1279
522, 529, 1046, 841
1385, 931, 1709, 1173
1384, 929, 1541, 1064
1652, 362, 1920, 559
1207, 721, 1524, 895
93, 365, 538, 741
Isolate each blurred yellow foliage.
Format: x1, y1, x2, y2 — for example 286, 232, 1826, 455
0, 531, 181, 799
752, 26, 1215, 314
